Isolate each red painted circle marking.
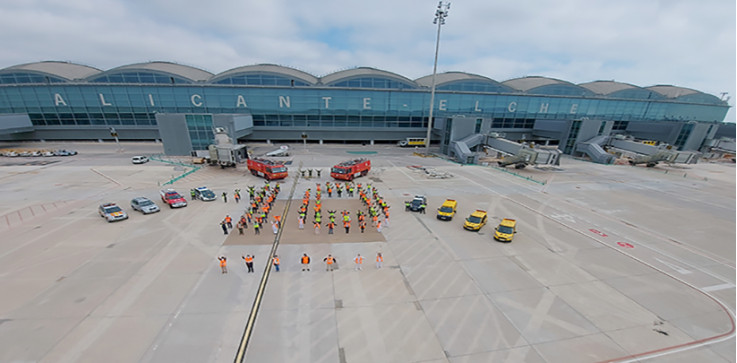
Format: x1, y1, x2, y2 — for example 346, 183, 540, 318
589, 228, 609, 237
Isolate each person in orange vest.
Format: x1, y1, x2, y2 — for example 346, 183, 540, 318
313, 220, 321, 234
353, 254, 364, 270
326, 221, 335, 234
371, 214, 378, 226
301, 253, 311, 271
377, 219, 383, 232
359, 221, 366, 233
344, 220, 350, 234
225, 215, 232, 229
218, 256, 227, 274
273, 215, 282, 228
376, 252, 383, 269
324, 254, 337, 271
242, 254, 255, 273
272, 255, 280, 272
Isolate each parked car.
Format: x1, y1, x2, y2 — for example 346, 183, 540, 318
99, 203, 128, 222
192, 186, 217, 201
131, 156, 149, 164
406, 195, 427, 212
130, 197, 160, 214
55, 149, 77, 156
463, 210, 488, 231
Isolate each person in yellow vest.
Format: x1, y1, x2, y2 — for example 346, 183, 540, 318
218, 256, 227, 274
301, 253, 311, 271
324, 254, 336, 271
242, 254, 254, 273
353, 253, 364, 271
376, 252, 383, 269
272, 255, 280, 272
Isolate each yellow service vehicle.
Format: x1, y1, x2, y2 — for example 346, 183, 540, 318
436, 199, 457, 221
493, 218, 517, 242
463, 210, 488, 231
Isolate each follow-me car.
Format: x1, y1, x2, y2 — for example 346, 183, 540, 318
130, 197, 160, 214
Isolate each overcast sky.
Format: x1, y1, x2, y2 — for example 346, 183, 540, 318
1, 0, 734, 122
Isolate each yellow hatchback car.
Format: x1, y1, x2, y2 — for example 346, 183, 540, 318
463, 210, 488, 231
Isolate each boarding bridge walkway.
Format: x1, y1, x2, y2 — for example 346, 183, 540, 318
575, 135, 616, 164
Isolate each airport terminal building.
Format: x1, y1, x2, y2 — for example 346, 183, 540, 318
0, 61, 732, 159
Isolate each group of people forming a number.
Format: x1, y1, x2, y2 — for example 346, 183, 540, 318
297, 181, 390, 234
216, 252, 384, 274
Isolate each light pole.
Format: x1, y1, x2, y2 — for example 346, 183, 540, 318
425, 1, 450, 154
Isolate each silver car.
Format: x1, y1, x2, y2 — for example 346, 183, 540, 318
130, 197, 160, 214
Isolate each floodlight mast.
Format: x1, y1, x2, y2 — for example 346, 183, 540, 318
425, 1, 450, 154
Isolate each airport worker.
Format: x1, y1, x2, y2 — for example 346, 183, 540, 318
301, 253, 311, 271
242, 255, 255, 273
353, 254, 363, 270
272, 255, 280, 272
253, 220, 260, 235
298, 217, 305, 230
377, 219, 382, 232
222, 192, 228, 203
360, 221, 366, 233
225, 215, 232, 228
376, 252, 383, 269
344, 220, 350, 234
313, 220, 321, 234
326, 221, 335, 234
324, 254, 336, 271
220, 220, 228, 235
190, 189, 196, 199
237, 221, 244, 235
218, 256, 227, 274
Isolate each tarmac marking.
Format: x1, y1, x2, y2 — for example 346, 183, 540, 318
654, 257, 692, 275
702, 283, 735, 292
234, 168, 301, 363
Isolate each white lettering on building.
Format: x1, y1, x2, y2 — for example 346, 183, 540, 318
322, 96, 331, 109
474, 100, 482, 112
279, 96, 291, 108
363, 98, 371, 110
191, 94, 203, 107
570, 104, 578, 114
148, 94, 155, 106
508, 102, 517, 112
99, 94, 112, 106
236, 95, 248, 108
539, 103, 549, 113
439, 99, 447, 111
54, 93, 67, 106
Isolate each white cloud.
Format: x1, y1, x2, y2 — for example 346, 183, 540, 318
0, 0, 733, 121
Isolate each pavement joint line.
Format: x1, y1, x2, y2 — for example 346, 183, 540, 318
234, 162, 301, 363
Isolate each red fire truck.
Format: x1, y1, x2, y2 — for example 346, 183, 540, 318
331, 158, 371, 181
247, 158, 288, 180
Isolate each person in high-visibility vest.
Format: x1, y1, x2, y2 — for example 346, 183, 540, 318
326, 221, 335, 234
242, 254, 255, 273
313, 220, 321, 234
376, 252, 383, 269
272, 255, 280, 272
218, 256, 227, 274
301, 253, 311, 271
225, 215, 232, 229
353, 254, 364, 271
344, 220, 350, 234
324, 254, 336, 271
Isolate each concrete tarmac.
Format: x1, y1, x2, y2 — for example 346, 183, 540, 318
0, 141, 734, 363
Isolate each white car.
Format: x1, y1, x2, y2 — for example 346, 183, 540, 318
132, 156, 149, 164
99, 203, 128, 222
130, 197, 160, 214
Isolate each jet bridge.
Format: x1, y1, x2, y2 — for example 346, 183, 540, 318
574, 135, 616, 164
486, 135, 561, 169
607, 136, 699, 166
